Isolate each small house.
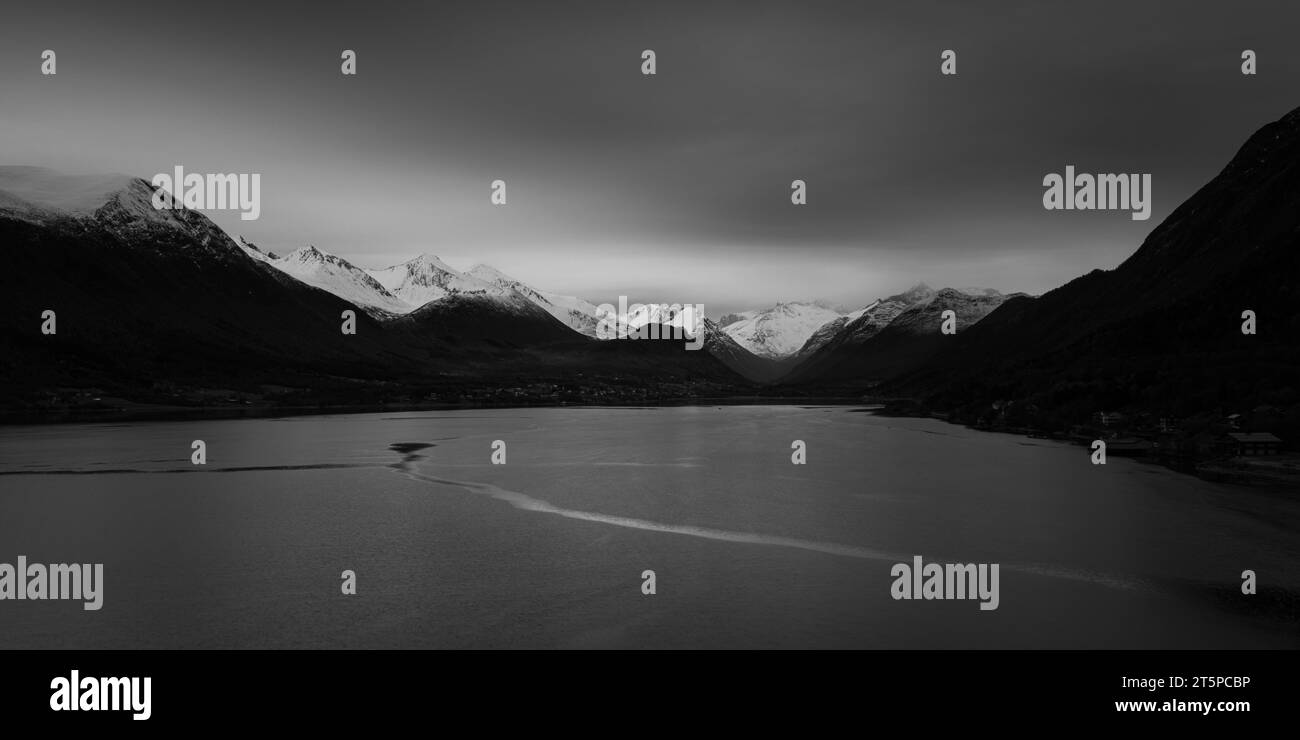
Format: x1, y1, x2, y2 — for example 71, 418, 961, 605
1226, 432, 1282, 456
1092, 411, 1125, 427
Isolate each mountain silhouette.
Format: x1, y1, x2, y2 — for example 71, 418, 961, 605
887, 105, 1300, 421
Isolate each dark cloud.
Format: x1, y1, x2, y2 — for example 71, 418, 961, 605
1, 0, 1296, 314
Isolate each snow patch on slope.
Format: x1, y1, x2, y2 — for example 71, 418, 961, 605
366, 254, 505, 308
468, 264, 605, 337
272, 246, 411, 315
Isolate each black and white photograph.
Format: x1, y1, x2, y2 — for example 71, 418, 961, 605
1, 0, 1297, 725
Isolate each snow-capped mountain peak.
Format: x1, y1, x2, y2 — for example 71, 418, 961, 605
269, 245, 411, 316
0, 166, 246, 261
466, 263, 605, 337
721, 300, 845, 359
466, 263, 514, 283
365, 254, 503, 309
404, 252, 459, 275
466, 263, 541, 299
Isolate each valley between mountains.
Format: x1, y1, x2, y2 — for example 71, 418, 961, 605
2, 105, 1299, 446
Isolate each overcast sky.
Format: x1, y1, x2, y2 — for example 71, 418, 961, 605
1, 0, 1297, 315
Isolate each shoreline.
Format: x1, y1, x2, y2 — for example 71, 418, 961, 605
6, 399, 1295, 491
869, 407, 1300, 492
0, 396, 877, 427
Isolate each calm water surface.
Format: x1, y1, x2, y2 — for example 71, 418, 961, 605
1, 406, 1296, 648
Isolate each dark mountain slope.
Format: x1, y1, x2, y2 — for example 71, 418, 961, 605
784, 287, 1010, 384
700, 318, 786, 382
0, 173, 753, 413
891, 105, 1300, 419
0, 203, 405, 401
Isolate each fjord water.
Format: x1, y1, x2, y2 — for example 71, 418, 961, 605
0, 406, 1295, 649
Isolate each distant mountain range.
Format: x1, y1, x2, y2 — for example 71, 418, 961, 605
705, 286, 1011, 382
236, 241, 1012, 385
3, 103, 1299, 423
0, 161, 1007, 406
238, 241, 607, 335
783, 286, 1018, 384
0, 168, 746, 415
268, 244, 411, 317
